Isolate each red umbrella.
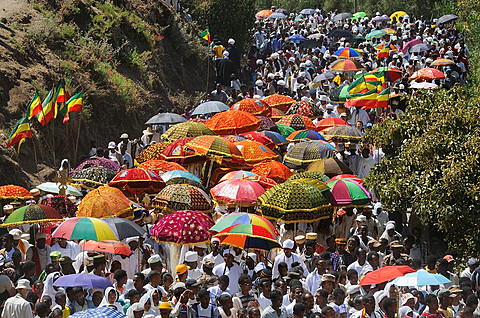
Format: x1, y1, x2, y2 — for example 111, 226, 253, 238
231, 99, 270, 116
329, 174, 363, 184
0, 185, 33, 200
240, 131, 276, 150
359, 265, 416, 286
160, 137, 206, 164
211, 179, 266, 206
409, 68, 445, 81
108, 168, 164, 194
138, 160, 187, 175
316, 118, 350, 132
82, 240, 132, 256
205, 110, 261, 135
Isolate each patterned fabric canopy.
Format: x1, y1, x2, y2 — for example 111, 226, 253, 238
231, 99, 270, 116
284, 141, 337, 169
240, 131, 276, 150
316, 117, 350, 132
287, 130, 326, 141
251, 160, 293, 183
108, 168, 164, 194
286, 101, 323, 118
153, 184, 212, 212
138, 159, 187, 175
234, 140, 278, 165
288, 171, 330, 183
256, 116, 276, 131
135, 142, 169, 164
262, 94, 296, 111
159, 137, 205, 164
70, 167, 116, 190
205, 110, 261, 135
71, 157, 119, 175
77, 185, 133, 219
270, 108, 286, 121
161, 122, 216, 141
278, 114, 317, 131
276, 123, 296, 138
323, 126, 363, 142
2, 204, 63, 226
186, 136, 244, 162
306, 158, 353, 177
0, 185, 33, 200
211, 179, 266, 206
42, 195, 77, 217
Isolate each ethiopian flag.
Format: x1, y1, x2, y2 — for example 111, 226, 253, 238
6, 116, 32, 149
346, 89, 378, 108
62, 92, 83, 123
37, 88, 56, 126
55, 80, 70, 120
199, 28, 211, 43
26, 92, 43, 120
376, 47, 390, 59
375, 88, 390, 109
348, 76, 382, 95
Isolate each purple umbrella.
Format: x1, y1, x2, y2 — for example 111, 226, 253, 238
53, 273, 113, 289
402, 39, 422, 54
71, 157, 120, 175
256, 116, 276, 131
372, 15, 390, 22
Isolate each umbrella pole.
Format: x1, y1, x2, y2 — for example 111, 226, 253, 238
206, 159, 214, 188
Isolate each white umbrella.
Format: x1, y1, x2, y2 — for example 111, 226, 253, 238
410, 82, 438, 89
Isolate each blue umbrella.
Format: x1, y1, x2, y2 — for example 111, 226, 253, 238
300, 8, 315, 15
192, 101, 229, 116
53, 273, 113, 289
392, 270, 452, 286
70, 307, 126, 318
288, 34, 306, 43
269, 12, 286, 19
160, 170, 200, 183
263, 131, 288, 145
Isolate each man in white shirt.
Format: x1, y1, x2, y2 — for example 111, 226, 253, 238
460, 258, 479, 279
212, 250, 243, 294
354, 148, 375, 179
306, 258, 326, 294
51, 238, 81, 260
272, 239, 309, 279
347, 247, 370, 276
204, 238, 224, 267
2, 279, 33, 318
185, 251, 203, 280
348, 107, 370, 126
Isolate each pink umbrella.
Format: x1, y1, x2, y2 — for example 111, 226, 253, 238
211, 179, 266, 206
402, 39, 422, 54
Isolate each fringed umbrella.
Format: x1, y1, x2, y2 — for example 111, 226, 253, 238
108, 168, 164, 194
276, 123, 296, 138
185, 136, 244, 163
219, 171, 277, 189
330, 174, 363, 184
287, 130, 326, 141
240, 131, 275, 150
234, 140, 278, 166
270, 108, 286, 121
256, 116, 276, 131
284, 141, 336, 169
159, 138, 205, 165
278, 114, 317, 131
153, 184, 212, 212
288, 171, 330, 183
323, 126, 363, 143
326, 179, 371, 207
211, 179, 266, 206
263, 94, 296, 112
329, 59, 363, 72
262, 131, 289, 145
76, 185, 133, 219
82, 240, 132, 256
160, 170, 200, 183
0, 185, 33, 200
71, 157, 119, 175
1, 204, 63, 226
211, 212, 278, 235
161, 122, 216, 141
286, 101, 323, 118
205, 110, 261, 135
222, 135, 247, 143
231, 99, 270, 116
138, 159, 187, 175
307, 158, 353, 177
52, 217, 119, 241
42, 195, 77, 217
135, 142, 170, 164
70, 167, 116, 190
251, 160, 293, 183
316, 117, 350, 132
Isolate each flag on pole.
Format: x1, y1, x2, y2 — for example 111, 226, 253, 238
5, 116, 32, 151
62, 92, 83, 123
55, 80, 70, 119
345, 89, 378, 108
26, 92, 43, 120
374, 88, 390, 108
199, 28, 211, 43
37, 88, 56, 126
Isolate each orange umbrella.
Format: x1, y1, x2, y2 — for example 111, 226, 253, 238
270, 108, 286, 121
82, 240, 132, 256
409, 68, 445, 80
278, 114, 317, 131
77, 186, 133, 219
329, 59, 364, 72
231, 99, 270, 116
135, 142, 170, 164
108, 168, 164, 194
205, 110, 261, 135
186, 136, 244, 164
263, 94, 296, 112
251, 160, 293, 183
234, 140, 278, 166
256, 9, 273, 18
160, 137, 205, 165
138, 160, 187, 175
240, 131, 276, 150
316, 117, 350, 132
0, 185, 33, 200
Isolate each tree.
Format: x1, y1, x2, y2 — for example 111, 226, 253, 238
363, 88, 480, 256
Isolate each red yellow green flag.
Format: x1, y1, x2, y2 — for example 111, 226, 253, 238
26, 92, 43, 120
37, 88, 56, 126
55, 80, 70, 120
374, 88, 390, 109
199, 28, 211, 43
376, 47, 390, 59
348, 76, 382, 95
62, 92, 83, 123
345, 89, 378, 108
5, 116, 32, 150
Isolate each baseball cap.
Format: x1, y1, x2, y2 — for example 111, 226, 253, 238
175, 264, 190, 275
443, 255, 455, 263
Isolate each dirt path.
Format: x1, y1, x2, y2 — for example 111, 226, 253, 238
0, 0, 28, 20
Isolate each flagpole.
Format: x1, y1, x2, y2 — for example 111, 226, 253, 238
31, 130, 40, 179
74, 113, 82, 167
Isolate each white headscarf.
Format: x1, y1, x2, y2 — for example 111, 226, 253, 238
126, 302, 144, 318
99, 287, 123, 312
139, 288, 160, 316
42, 271, 63, 308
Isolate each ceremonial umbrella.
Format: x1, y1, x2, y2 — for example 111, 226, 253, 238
135, 142, 169, 164
234, 140, 278, 165
1, 204, 63, 226
151, 210, 214, 244
430, 58, 455, 67
205, 110, 261, 135
223, 135, 247, 143
69, 307, 125, 318
161, 122, 216, 141
37, 182, 83, 197
316, 117, 350, 132
288, 171, 330, 183
392, 271, 452, 286
278, 114, 317, 131
286, 101, 323, 118
159, 138, 205, 164
307, 158, 354, 177
219, 172, 276, 190
329, 59, 363, 72
160, 170, 200, 183
70, 167, 117, 190
326, 179, 371, 207
108, 168, 164, 194
256, 116, 276, 131
82, 240, 132, 256
332, 48, 363, 59
323, 126, 363, 143
262, 94, 296, 112
145, 112, 186, 125
262, 131, 288, 145
153, 184, 212, 212
76, 185, 133, 219
71, 157, 119, 174
192, 101, 229, 116
359, 265, 415, 286
409, 68, 445, 81
185, 136, 244, 162
102, 217, 146, 240
284, 141, 336, 169
270, 108, 286, 121
42, 195, 77, 217
211, 179, 266, 206
276, 123, 295, 138
240, 131, 275, 150
210, 212, 278, 236
0, 185, 33, 200
287, 130, 326, 141
214, 224, 281, 251
52, 217, 119, 241
372, 66, 403, 82
54, 273, 113, 290
138, 159, 187, 176
330, 174, 363, 184
256, 9, 273, 18
251, 160, 293, 183
258, 179, 333, 223
231, 99, 270, 116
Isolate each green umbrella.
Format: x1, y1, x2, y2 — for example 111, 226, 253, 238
2, 204, 63, 227
288, 171, 331, 183
276, 123, 295, 138
366, 29, 387, 41
37, 182, 83, 197
329, 84, 349, 103
351, 12, 367, 21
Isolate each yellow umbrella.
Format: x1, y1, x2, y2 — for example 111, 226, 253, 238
390, 11, 407, 23
77, 186, 133, 219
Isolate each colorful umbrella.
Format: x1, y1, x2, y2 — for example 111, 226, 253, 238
37, 182, 83, 197
316, 117, 350, 132
76, 185, 133, 219
71, 157, 119, 174
52, 217, 119, 241
366, 29, 387, 40
256, 116, 276, 131
70, 167, 116, 190
276, 123, 296, 138
288, 171, 330, 183
326, 179, 371, 207
160, 170, 200, 183
54, 273, 113, 289
284, 141, 336, 169
108, 168, 164, 194
42, 195, 77, 217
286, 101, 323, 118
307, 158, 354, 177
192, 101, 230, 116
287, 130, 326, 141
359, 266, 415, 286
205, 110, 261, 135
234, 140, 278, 165
409, 68, 445, 80
330, 174, 363, 184
159, 138, 204, 164
153, 184, 212, 212
70, 307, 125, 318
240, 131, 275, 150
278, 114, 317, 131
214, 224, 281, 251
138, 159, 187, 175
258, 179, 333, 223
372, 66, 403, 82
219, 171, 277, 189
256, 9, 273, 18
270, 108, 286, 121
402, 39, 423, 54
210, 212, 278, 235
2, 204, 63, 226
392, 271, 452, 286
262, 131, 288, 145
352, 12, 367, 20
135, 142, 169, 164
251, 160, 293, 183
375, 43, 398, 51
161, 122, 216, 141
151, 210, 214, 244
329, 59, 363, 72
430, 59, 455, 67
186, 136, 244, 161
332, 48, 363, 59
222, 135, 247, 143
390, 11, 407, 22
231, 99, 270, 116
323, 126, 363, 142
211, 179, 265, 206
101, 217, 146, 240
263, 94, 296, 112
382, 28, 396, 34
82, 240, 132, 256
0, 185, 33, 200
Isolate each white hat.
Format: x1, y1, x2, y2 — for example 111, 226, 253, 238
271, 53, 279, 59
319, 95, 328, 101
36, 233, 47, 240
305, 60, 313, 66
277, 80, 286, 86
254, 262, 266, 273
223, 51, 229, 57
255, 80, 264, 87
256, 59, 264, 65
228, 38, 235, 45
356, 215, 367, 222
283, 239, 294, 249
223, 249, 233, 256
386, 223, 395, 230
247, 253, 257, 262
148, 254, 162, 264
299, 62, 306, 68
401, 293, 418, 306
374, 291, 387, 304
268, 73, 275, 79
195, 244, 207, 249
211, 237, 220, 244
185, 251, 198, 263
288, 57, 296, 63
347, 284, 363, 295
120, 133, 129, 139
108, 141, 116, 149
16, 279, 31, 290
326, 104, 334, 110
399, 84, 405, 90
9, 229, 22, 240
126, 237, 139, 244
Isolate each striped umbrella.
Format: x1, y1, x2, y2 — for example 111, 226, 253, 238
2, 204, 63, 226
287, 130, 326, 141
326, 179, 371, 207
214, 224, 281, 251
210, 212, 278, 236
332, 48, 363, 59
329, 59, 364, 72
330, 174, 363, 184
52, 217, 119, 241
375, 43, 398, 51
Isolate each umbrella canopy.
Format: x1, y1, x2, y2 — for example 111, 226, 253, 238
2, 204, 63, 226
192, 101, 229, 116
332, 48, 363, 59
392, 270, 452, 286
262, 131, 288, 145
211, 179, 265, 206
269, 12, 286, 19
307, 158, 354, 177
328, 29, 354, 38
256, 116, 276, 131
42, 195, 77, 217
251, 160, 293, 183
288, 34, 306, 43
352, 12, 367, 20
70, 167, 116, 190
159, 138, 204, 164
70, 307, 125, 318
161, 122, 215, 141
329, 59, 363, 72
270, 108, 286, 121
0, 185, 33, 200
135, 142, 169, 164
240, 131, 275, 150
372, 66, 403, 82
410, 43, 432, 54
145, 112, 186, 125
223, 135, 247, 143
278, 114, 317, 131
437, 14, 458, 25
287, 130, 326, 141
333, 12, 353, 21
231, 99, 269, 116
286, 101, 323, 118
71, 157, 119, 174
258, 179, 333, 223
288, 171, 330, 183
313, 71, 336, 83
275, 8, 289, 15
430, 58, 455, 66
262, 94, 296, 112
160, 170, 200, 183
402, 39, 423, 54
211, 212, 278, 235
256, 9, 273, 18
151, 210, 214, 244
82, 240, 132, 256
215, 224, 281, 251
186, 136, 244, 161
300, 8, 315, 15
234, 140, 278, 165
375, 43, 398, 51
327, 179, 371, 207
372, 15, 390, 22
138, 159, 187, 176
102, 217, 146, 240
77, 185, 133, 219
52, 217, 119, 241
284, 141, 336, 169
323, 126, 363, 143
37, 182, 83, 197
366, 29, 387, 40
108, 168, 164, 194
153, 184, 212, 212
330, 174, 363, 184
359, 265, 416, 286
316, 117, 350, 131
307, 33, 325, 40
205, 110, 261, 135
219, 172, 276, 189
390, 11, 407, 22
276, 123, 296, 138
409, 68, 445, 80
54, 273, 113, 289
